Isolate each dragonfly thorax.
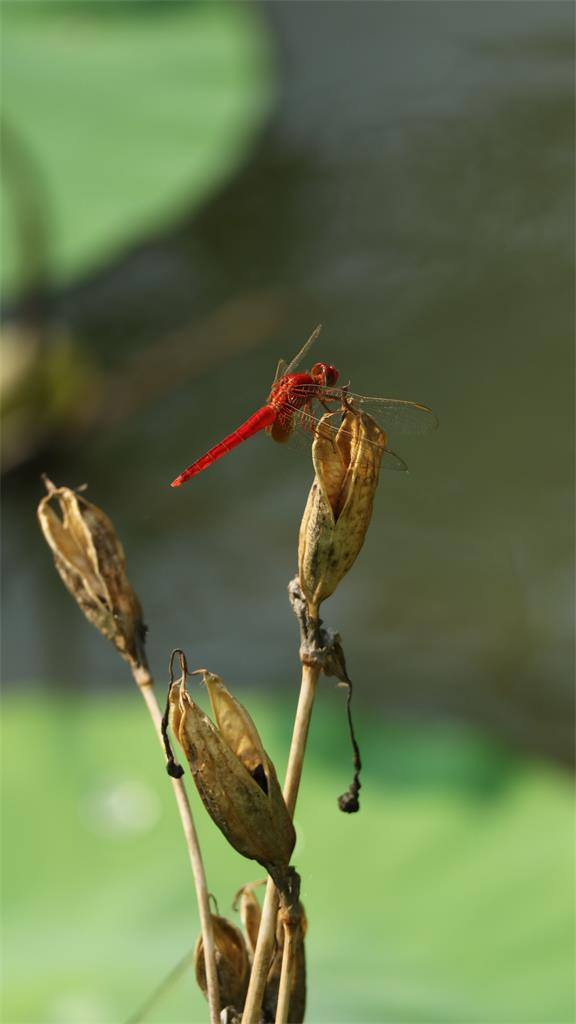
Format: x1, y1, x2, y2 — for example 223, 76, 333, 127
269, 364, 340, 416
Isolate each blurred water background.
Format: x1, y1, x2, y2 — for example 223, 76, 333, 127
1, 3, 574, 1023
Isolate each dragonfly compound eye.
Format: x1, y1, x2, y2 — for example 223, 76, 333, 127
311, 362, 339, 386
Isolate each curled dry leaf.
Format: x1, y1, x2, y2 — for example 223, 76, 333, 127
298, 408, 386, 617
37, 478, 146, 667
169, 672, 295, 888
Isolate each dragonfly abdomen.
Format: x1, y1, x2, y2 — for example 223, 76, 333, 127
171, 405, 277, 486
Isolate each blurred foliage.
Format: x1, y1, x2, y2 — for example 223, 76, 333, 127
1, 0, 274, 297
2, 692, 573, 1023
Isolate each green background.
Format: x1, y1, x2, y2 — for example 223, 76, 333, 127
2, 692, 573, 1023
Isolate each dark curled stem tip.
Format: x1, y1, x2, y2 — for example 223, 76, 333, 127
160, 649, 189, 779
169, 647, 189, 683
338, 781, 361, 814
337, 672, 362, 814
161, 692, 184, 778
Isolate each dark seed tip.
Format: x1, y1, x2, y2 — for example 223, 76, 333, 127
338, 790, 360, 813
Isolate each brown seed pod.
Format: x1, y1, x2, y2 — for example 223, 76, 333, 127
195, 914, 249, 1012
169, 672, 296, 886
298, 408, 386, 618
37, 477, 146, 667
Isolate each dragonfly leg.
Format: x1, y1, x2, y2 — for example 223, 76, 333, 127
319, 386, 349, 409
315, 397, 330, 413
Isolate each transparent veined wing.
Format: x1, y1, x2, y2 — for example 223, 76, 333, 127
275, 324, 323, 380
341, 392, 438, 434
274, 398, 410, 471
278, 383, 438, 435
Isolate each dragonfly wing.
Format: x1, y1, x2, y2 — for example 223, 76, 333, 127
344, 394, 438, 433
282, 324, 323, 375
285, 387, 437, 434
380, 448, 408, 471
288, 404, 410, 472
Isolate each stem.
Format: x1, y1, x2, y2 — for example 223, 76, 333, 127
275, 921, 296, 1024
132, 664, 220, 1024
241, 664, 320, 1024
283, 663, 319, 818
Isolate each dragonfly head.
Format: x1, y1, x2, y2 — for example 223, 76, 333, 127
311, 362, 339, 387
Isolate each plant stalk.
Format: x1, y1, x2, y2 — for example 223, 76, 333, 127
242, 663, 319, 1024
132, 664, 220, 1024
275, 920, 296, 1024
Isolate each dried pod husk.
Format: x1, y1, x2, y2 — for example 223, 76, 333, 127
169, 673, 296, 886
263, 903, 307, 1024
37, 478, 146, 667
233, 881, 264, 960
195, 914, 249, 1012
298, 408, 386, 617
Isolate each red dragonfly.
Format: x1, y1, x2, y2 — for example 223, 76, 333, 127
170, 326, 437, 487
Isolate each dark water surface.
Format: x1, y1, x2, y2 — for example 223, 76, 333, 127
3, 2, 574, 763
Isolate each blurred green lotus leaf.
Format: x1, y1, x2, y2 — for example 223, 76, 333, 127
1, 1, 275, 297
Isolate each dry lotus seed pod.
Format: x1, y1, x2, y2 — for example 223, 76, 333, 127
298, 408, 386, 619
194, 914, 249, 1012
37, 478, 146, 667
169, 672, 295, 888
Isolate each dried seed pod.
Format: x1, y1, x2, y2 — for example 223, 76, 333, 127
195, 914, 249, 1012
233, 881, 265, 960
298, 408, 386, 617
37, 477, 146, 667
263, 903, 307, 1024
169, 673, 296, 886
